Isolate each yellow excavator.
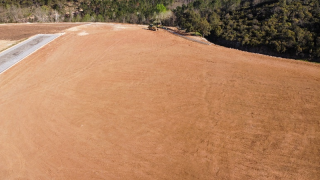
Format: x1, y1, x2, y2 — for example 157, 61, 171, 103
148, 24, 158, 31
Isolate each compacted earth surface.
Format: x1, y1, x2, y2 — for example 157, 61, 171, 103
0, 23, 319, 179
0, 23, 81, 52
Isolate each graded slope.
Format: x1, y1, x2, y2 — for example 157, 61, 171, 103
0, 23, 319, 180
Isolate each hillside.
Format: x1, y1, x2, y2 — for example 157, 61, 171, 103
0, 23, 319, 179
0, 0, 176, 23
174, 0, 320, 62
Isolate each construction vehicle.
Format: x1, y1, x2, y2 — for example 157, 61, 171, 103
154, 22, 162, 28
148, 24, 158, 31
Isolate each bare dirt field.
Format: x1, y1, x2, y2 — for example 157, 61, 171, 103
0, 23, 319, 179
0, 23, 81, 40
0, 23, 81, 52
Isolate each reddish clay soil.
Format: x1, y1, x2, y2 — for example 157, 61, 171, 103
0, 23, 82, 40
0, 23, 319, 179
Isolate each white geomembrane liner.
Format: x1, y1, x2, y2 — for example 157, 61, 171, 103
0, 34, 61, 74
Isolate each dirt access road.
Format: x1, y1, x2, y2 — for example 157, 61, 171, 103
0, 23, 319, 179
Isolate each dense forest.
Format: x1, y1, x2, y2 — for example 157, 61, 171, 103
0, 0, 177, 23
0, 0, 319, 62
174, 0, 320, 61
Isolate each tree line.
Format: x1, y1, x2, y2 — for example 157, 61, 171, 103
0, 0, 319, 62
174, 0, 320, 62
0, 0, 176, 24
